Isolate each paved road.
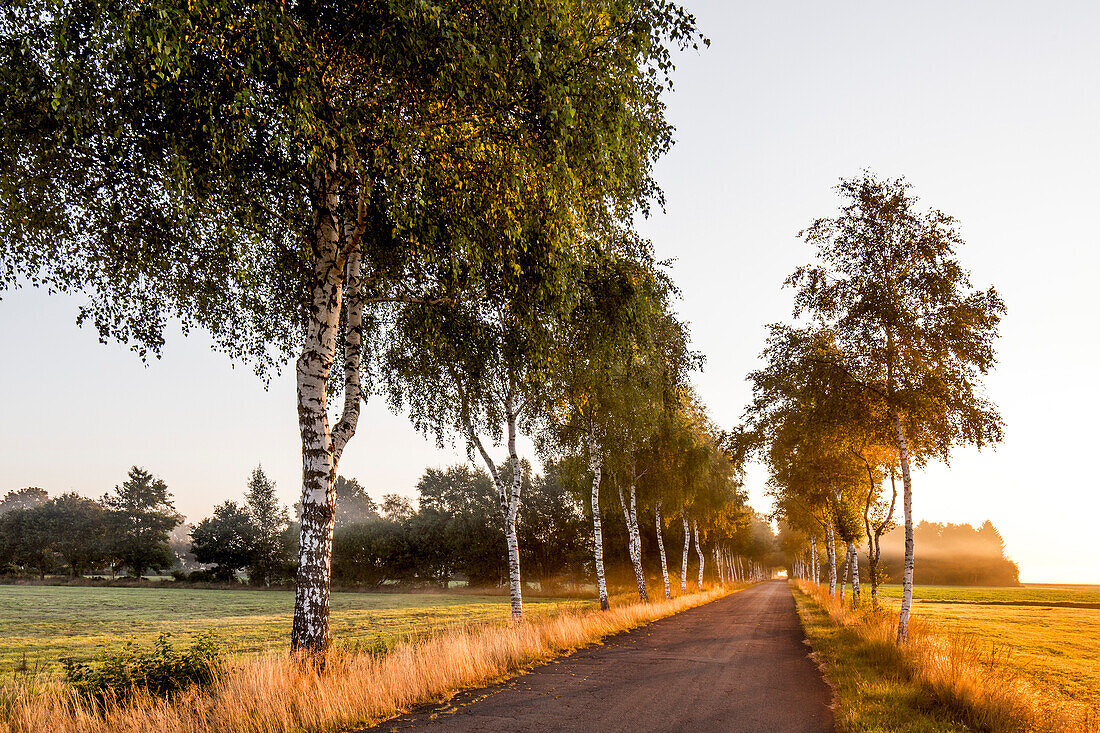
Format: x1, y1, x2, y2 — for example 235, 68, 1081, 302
358, 581, 834, 733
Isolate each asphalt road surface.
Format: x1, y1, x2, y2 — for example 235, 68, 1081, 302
358, 580, 834, 733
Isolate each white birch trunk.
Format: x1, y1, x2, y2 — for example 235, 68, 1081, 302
811, 535, 818, 584
826, 524, 837, 596
292, 177, 365, 658
849, 540, 860, 605
894, 409, 915, 643
471, 398, 524, 621
503, 403, 523, 620
655, 501, 671, 599
840, 543, 850, 601
681, 513, 691, 592
616, 480, 647, 602
694, 521, 704, 589
589, 437, 609, 611
624, 476, 648, 602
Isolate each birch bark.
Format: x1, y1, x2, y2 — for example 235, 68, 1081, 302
693, 521, 704, 589
471, 407, 525, 619
680, 513, 690, 592
629, 480, 647, 600
502, 401, 523, 620
292, 176, 365, 657
655, 501, 671, 599
849, 540, 860, 605
810, 536, 818, 583
826, 524, 837, 596
839, 543, 850, 601
616, 479, 648, 601
893, 409, 916, 643
589, 435, 609, 610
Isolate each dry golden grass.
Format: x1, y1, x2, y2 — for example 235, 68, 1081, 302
795, 581, 1098, 733
0, 586, 731, 733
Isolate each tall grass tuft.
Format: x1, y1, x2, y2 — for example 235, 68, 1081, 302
796, 581, 1096, 733
0, 586, 731, 733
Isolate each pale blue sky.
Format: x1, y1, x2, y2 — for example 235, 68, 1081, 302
2, 1, 1098, 582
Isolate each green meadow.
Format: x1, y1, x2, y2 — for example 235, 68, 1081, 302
0, 585, 591, 680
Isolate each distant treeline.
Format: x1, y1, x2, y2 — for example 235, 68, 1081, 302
879, 521, 1019, 586
0, 467, 181, 579
1, 462, 775, 589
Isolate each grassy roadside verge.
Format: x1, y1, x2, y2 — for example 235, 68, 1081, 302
0, 585, 738, 733
0, 585, 596, 680
791, 581, 1096, 733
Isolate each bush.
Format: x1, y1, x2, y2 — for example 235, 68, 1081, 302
62, 632, 223, 701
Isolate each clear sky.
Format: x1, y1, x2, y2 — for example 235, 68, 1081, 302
1, 1, 1098, 583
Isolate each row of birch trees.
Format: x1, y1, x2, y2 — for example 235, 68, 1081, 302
741, 173, 1004, 643
0, 0, 764, 664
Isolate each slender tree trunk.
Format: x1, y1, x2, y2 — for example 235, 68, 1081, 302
471, 401, 524, 620
840, 543, 850, 601
694, 521, 704, 589
616, 478, 648, 602
811, 535, 818, 583
681, 513, 691, 592
849, 540, 860, 605
869, 545, 879, 612
589, 437, 609, 610
503, 403, 523, 620
826, 524, 837, 596
655, 501, 671, 599
893, 409, 916, 643
867, 527, 877, 610
629, 478, 647, 601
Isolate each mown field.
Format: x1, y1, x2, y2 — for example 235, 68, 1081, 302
875, 583, 1100, 708
0, 585, 592, 680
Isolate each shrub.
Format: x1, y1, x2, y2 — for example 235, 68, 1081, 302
62, 632, 223, 701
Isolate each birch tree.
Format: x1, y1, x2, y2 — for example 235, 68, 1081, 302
2, 0, 703, 658
538, 240, 688, 606
638, 386, 708, 599
384, 288, 557, 620
791, 173, 1004, 642
602, 310, 696, 603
